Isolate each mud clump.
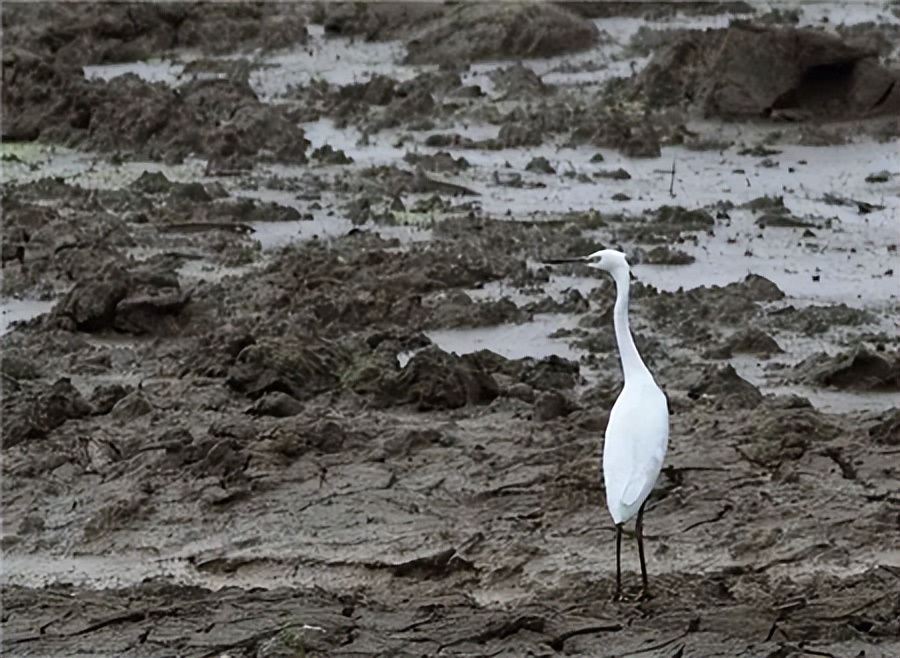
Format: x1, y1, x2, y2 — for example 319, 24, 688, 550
404, 150, 471, 174
643, 274, 784, 343
705, 327, 783, 359
377, 346, 500, 411
740, 406, 839, 466
51, 259, 189, 336
226, 336, 351, 401
641, 245, 696, 265
795, 346, 900, 391
490, 63, 552, 100
3, 378, 92, 447
633, 24, 899, 120
770, 303, 875, 336
687, 363, 764, 408
619, 205, 715, 241
319, 2, 446, 41
868, 409, 899, 445
563, 2, 756, 19
51, 261, 131, 332
312, 70, 468, 134
569, 102, 662, 158
3, 62, 309, 167
403, 3, 599, 65
2, 3, 309, 66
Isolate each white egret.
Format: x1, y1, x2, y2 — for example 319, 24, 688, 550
546, 249, 669, 600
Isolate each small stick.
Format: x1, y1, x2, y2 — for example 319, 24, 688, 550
668, 155, 677, 197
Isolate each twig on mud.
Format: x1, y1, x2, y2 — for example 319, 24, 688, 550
821, 592, 891, 621
478, 475, 544, 498
157, 222, 256, 235
548, 623, 623, 651
621, 630, 689, 656
71, 608, 178, 636
753, 543, 831, 573
681, 503, 732, 533
668, 155, 677, 198
776, 643, 836, 658
9, 607, 180, 645
765, 598, 807, 641
192, 622, 313, 658
733, 446, 769, 468
437, 615, 547, 652
820, 447, 857, 480
878, 565, 900, 580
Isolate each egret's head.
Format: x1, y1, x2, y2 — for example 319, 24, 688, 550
543, 248, 632, 277
583, 249, 630, 273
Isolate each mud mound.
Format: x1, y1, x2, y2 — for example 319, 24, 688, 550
49, 256, 189, 336
562, 1, 755, 19
404, 150, 471, 173
194, 217, 607, 342
795, 346, 900, 391
687, 363, 763, 408
489, 63, 552, 100
770, 303, 875, 335
1, 175, 263, 299
2, 3, 309, 66
404, 3, 599, 65
619, 205, 715, 241
3, 58, 309, 166
836, 21, 900, 60
568, 100, 662, 158
319, 2, 446, 40
376, 346, 500, 410
868, 408, 899, 445
643, 274, 784, 343
3, 377, 92, 448
738, 406, 840, 466
635, 24, 899, 119
705, 327, 783, 359
226, 336, 354, 401
313, 70, 465, 133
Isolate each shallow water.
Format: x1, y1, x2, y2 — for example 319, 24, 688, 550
424, 314, 584, 363
0, 298, 55, 336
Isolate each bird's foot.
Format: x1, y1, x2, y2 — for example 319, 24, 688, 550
611, 588, 623, 603
637, 588, 654, 602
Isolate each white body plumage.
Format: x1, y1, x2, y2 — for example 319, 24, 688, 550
603, 375, 669, 525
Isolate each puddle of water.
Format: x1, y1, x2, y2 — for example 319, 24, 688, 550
783, 0, 900, 27
252, 24, 417, 100
2, 147, 208, 189
423, 314, 583, 363
83, 60, 184, 85
404, 133, 899, 307
1, 553, 194, 591
0, 299, 55, 335
250, 218, 348, 250
302, 118, 408, 167
731, 340, 900, 414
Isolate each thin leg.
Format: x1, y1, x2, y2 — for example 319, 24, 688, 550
613, 523, 623, 601
635, 501, 651, 600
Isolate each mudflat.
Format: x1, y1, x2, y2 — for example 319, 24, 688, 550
2, 2, 898, 657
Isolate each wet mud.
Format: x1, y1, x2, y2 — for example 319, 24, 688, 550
2, 2, 899, 657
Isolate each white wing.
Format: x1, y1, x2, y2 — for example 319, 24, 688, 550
602, 379, 669, 524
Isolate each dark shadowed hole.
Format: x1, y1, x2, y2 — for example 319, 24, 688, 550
771, 60, 857, 114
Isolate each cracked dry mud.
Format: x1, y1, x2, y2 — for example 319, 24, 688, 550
2, 2, 899, 657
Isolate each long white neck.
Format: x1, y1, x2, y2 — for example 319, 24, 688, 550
611, 267, 652, 384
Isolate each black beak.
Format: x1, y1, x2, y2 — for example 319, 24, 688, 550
542, 257, 587, 265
